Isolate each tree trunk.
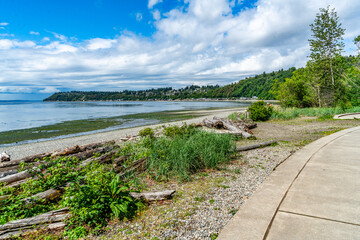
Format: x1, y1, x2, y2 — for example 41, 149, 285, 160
130, 190, 176, 201
236, 140, 277, 152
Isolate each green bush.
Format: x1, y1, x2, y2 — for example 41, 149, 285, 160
61, 166, 144, 237
248, 101, 273, 121
163, 124, 197, 138
138, 127, 155, 138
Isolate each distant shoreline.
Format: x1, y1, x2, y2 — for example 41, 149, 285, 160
2, 107, 246, 160
43, 98, 279, 103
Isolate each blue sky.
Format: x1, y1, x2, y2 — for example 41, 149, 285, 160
0, 0, 359, 100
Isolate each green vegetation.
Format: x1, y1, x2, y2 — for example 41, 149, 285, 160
147, 130, 234, 181
0, 127, 235, 239
44, 68, 295, 102
0, 154, 144, 238
271, 106, 360, 120
248, 101, 273, 121
272, 7, 360, 108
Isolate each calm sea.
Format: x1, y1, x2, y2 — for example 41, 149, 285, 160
0, 100, 250, 132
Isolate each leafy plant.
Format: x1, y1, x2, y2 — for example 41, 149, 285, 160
248, 101, 273, 121
139, 127, 155, 138
163, 124, 197, 138
61, 165, 144, 237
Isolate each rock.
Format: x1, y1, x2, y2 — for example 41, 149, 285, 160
0, 152, 10, 162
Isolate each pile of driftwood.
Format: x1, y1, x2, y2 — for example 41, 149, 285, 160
0, 141, 175, 239
201, 116, 257, 139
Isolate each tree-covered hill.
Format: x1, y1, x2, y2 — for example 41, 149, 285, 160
44, 68, 296, 101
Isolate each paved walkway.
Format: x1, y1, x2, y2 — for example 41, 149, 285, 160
218, 126, 360, 240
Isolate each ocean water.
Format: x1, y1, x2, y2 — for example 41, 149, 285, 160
0, 100, 250, 132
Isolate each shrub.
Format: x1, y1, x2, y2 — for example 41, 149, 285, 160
163, 124, 197, 138
138, 127, 155, 138
61, 166, 144, 237
248, 101, 273, 121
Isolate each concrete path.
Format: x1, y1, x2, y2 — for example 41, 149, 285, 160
218, 126, 360, 240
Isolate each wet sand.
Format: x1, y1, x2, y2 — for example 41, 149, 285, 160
3, 108, 245, 160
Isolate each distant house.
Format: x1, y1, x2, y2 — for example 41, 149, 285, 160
252, 96, 258, 99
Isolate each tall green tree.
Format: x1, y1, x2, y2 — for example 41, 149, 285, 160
355, 35, 360, 53
309, 6, 345, 86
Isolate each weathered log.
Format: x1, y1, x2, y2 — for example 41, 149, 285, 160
236, 140, 277, 152
202, 117, 254, 139
130, 190, 176, 201
0, 153, 51, 169
4, 177, 39, 189
80, 149, 118, 167
0, 152, 10, 163
0, 208, 69, 239
0, 169, 18, 179
0, 195, 10, 201
0, 170, 33, 185
113, 155, 128, 168
21, 188, 63, 205
117, 158, 146, 176
0, 208, 69, 231
0, 141, 115, 170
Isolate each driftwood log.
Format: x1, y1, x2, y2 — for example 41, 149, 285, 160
201, 117, 255, 139
117, 158, 146, 176
0, 208, 69, 239
0, 152, 10, 163
130, 190, 176, 201
0, 170, 33, 185
236, 140, 277, 152
0, 141, 114, 169
21, 188, 63, 206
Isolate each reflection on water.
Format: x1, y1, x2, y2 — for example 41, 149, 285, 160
0, 101, 250, 132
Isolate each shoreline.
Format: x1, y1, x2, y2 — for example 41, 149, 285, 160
2, 107, 245, 160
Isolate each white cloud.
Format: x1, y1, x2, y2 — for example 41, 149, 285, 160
30, 31, 40, 35
0, 0, 359, 96
152, 9, 161, 21
0, 22, 9, 26
39, 86, 60, 93
148, 0, 163, 9
86, 38, 115, 50
42, 37, 50, 42
50, 32, 67, 41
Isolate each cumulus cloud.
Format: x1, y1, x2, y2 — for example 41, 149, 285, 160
148, 0, 163, 9
0, 22, 9, 26
0, 0, 359, 96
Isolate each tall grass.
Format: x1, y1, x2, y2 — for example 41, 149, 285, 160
271, 106, 360, 120
147, 131, 235, 181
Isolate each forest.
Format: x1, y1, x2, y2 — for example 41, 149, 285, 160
44, 68, 295, 102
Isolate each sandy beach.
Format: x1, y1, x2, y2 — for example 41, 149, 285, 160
3, 107, 246, 160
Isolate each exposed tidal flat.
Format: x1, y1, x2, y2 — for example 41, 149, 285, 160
0, 100, 250, 147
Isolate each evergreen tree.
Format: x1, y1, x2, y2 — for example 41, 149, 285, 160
308, 6, 346, 106
309, 6, 345, 86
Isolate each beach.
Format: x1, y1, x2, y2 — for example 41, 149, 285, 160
3, 107, 245, 160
